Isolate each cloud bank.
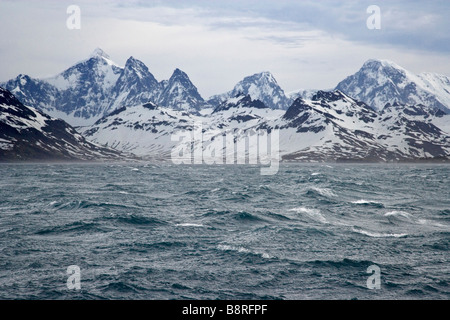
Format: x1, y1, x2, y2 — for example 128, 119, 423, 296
1, 0, 449, 98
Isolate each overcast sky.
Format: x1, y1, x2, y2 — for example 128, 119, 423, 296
1, 0, 449, 98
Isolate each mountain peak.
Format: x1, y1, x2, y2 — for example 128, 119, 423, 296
126, 56, 136, 62
157, 68, 205, 111
207, 70, 290, 110
125, 56, 146, 65
244, 71, 277, 84
221, 71, 290, 110
171, 68, 189, 79
260, 71, 276, 79
90, 48, 110, 59
362, 59, 406, 72
124, 56, 147, 70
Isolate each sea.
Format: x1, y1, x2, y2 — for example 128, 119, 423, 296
0, 162, 448, 300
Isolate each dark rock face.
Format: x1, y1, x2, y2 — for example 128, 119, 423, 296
213, 94, 268, 113
0, 87, 123, 161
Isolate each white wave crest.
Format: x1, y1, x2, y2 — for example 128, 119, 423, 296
289, 207, 327, 223
384, 211, 412, 219
217, 244, 271, 259
176, 223, 204, 227
310, 187, 336, 198
352, 227, 407, 238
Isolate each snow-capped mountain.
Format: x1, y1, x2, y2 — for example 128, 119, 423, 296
2, 74, 61, 115
46, 48, 123, 122
269, 90, 393, 161
1, 49, 207, 126
3, 50, 450, 162
213, 93, 267, 113
208, 71, 292, 110
80, 90, 450, 162
271, 90, 450, 161
81, 94, 284, 157
0, 87, 123, 161
336, 59, 450, 113
81, 102, 202, 157
109, 56, 161, 111
158, 68, 206, 111
2, 48, 123, 126
377, 102, 449, 158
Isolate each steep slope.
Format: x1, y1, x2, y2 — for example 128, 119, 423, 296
0, 87, 123, 161
109, 56, 161, 111
45, 48, 123, 122
336, 59, 450, 112
157, 68, 206, 111
2, 74, 60, 113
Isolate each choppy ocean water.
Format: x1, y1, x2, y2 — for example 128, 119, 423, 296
0, 163, 448, 300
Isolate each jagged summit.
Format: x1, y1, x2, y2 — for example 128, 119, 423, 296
167, 68, 196, 86
126, 56, 138, 63
0, 50, 209, 124
172, 68, 187, 76
84, 48, 121, 68
121, 56, 157, 82
155, 67, 206, 111
90, 47, 110, 59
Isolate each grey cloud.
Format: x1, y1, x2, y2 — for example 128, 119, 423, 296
125, 0, 450, 54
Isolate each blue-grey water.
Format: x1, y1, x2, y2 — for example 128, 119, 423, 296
0, 163, 448, 300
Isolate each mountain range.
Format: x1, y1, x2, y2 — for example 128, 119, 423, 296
1, 49, 449, 162
1, 48, 206, 126
81, 90, 450, 162
3, 49, 450, 122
